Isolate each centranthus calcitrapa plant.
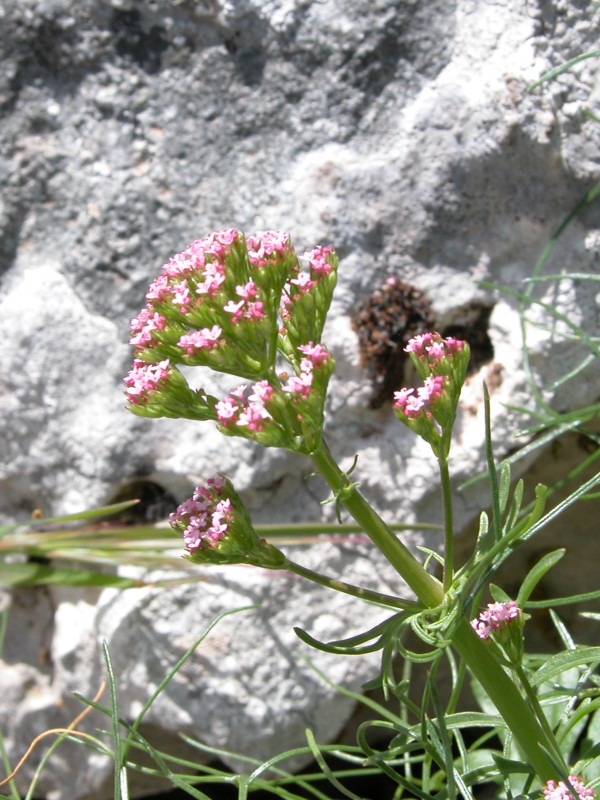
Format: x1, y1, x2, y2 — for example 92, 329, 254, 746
123, 228, 600, 799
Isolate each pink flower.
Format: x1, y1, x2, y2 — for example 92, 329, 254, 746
124, 359, 171, 405
145, 273, 172, 302
238, 402, 270, 432
223, 283, 267, 323
471, 601, 520, 640
404, 332, 438, 359
298, 342, 331, 368
171, 478, 234, 553
196, 262, 226, 296
249, 380, 275, 403
171, 282, 192, 313
129, 309, 167, 348
223, 299, 245, 322
235, 281, 258, 300
282, 369, 313, 400
393, 375, 446, 419
177, 325, 222, 354
215, 396, 241, 426
304, 246, 335, 276
405, 332, 466, 366
544, 775, 595, 800
289, 272, 317, 293
247, 301, 265, 319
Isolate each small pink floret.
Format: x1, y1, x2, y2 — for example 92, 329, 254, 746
238, 402, 270, 432
249, 380, 275, 403
216, 396, 240, 426
282, 370, 313, 400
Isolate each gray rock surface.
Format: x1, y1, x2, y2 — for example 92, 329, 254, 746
1, 1, 599, 798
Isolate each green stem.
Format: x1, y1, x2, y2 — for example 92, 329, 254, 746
451, 620, 567, 778
282, 558, 419, 610
311, 439, 443, 607
310, 436, 565, 782
438, 453, 454, 592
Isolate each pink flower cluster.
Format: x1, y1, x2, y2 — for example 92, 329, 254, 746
216, 382, 273, 432
470, 601, 520, 640
178, 325, 222, 354
544, 776, 596, 800
246, 231, 293, 267
280, 245, 336, 318
405, 332, 466, 365
298, 342, 330, 369
223, 280, 266, 323
169, 476, 232, 553
129, 229, 295, 358
393, 375, 446, 419
215, 342, 331, 431
304, 246, 335, 276
124, 359, 171, 405
130, 309, 167, 348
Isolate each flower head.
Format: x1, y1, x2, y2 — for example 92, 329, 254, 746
544, 775, 595, 800
124, 359, 171, 406
169, 475, 285, 567
470, 601, 520, 640
123, 358, 218, 421
125, 230, 338, 451
470, 600, 524, 664
279, 245, 338, 350
392, 332, 470, 456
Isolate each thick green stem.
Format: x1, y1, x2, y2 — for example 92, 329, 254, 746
282, 559, 419, 610
310, 436, 565, 782
452, 621, 566, 778
438, 454, 454, 592
310, 439, 443, 607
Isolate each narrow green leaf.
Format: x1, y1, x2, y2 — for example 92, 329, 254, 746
526, 588, 600, 608
498, 462, 511, 515
102, 641, 123, 800
29, 501, 140, 526
293, 626, 385, 655
305, 730, 363, 800
528, 50, 600, 91
516, 549, 565, 608
0, 563, 144, 588
532, 647, 600, 687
